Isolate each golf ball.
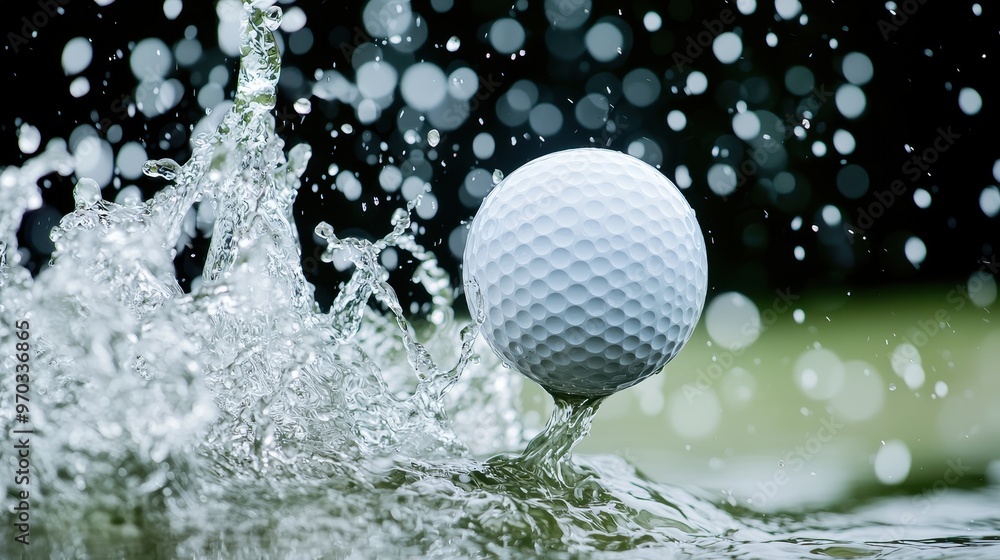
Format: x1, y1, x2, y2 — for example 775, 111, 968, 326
463, 148, 708, 397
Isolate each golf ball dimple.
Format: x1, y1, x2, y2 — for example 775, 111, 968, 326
463, 148, 708, 397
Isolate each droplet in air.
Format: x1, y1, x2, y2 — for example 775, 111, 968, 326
18, 123, 41, 155
712, 32, 743, 64
705, 292, 761, 350
835, 84, 867, 119
643, 12, 662, 32
904, 237, 927, 268
958, 87, 983, 116
489, 18, 526, 55
979, 186, 1000, 217
62, 37, 94, 75
874, 440, 911, 485
73, 178, 102, 208
294, 98, 312, 114
667, 110, 687, 131
841, 52, 874, 85
585, 21, 625, 62
934, 381, 949, 398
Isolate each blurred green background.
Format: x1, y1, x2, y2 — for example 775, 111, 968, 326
518, 285, 999, 511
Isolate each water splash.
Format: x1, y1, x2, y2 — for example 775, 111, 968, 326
2, 2, 999, 559
1, 4, 511, 553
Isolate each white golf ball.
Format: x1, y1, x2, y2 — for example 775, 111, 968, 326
463, 148, 708, 397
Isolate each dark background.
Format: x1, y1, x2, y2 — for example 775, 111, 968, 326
2, 0, 998, 311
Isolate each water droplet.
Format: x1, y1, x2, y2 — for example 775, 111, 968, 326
262, 6, 283, 30
294, 98, 312, 114
73, 178, 102, 208
314, 221, 334, 239
934, 381, 949, 398
18, 123, 41, 154
142, 158, 181, 180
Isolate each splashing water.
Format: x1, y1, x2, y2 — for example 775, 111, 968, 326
3, 3, 999, 559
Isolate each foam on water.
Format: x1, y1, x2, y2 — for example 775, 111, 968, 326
2, 3, 999, 558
